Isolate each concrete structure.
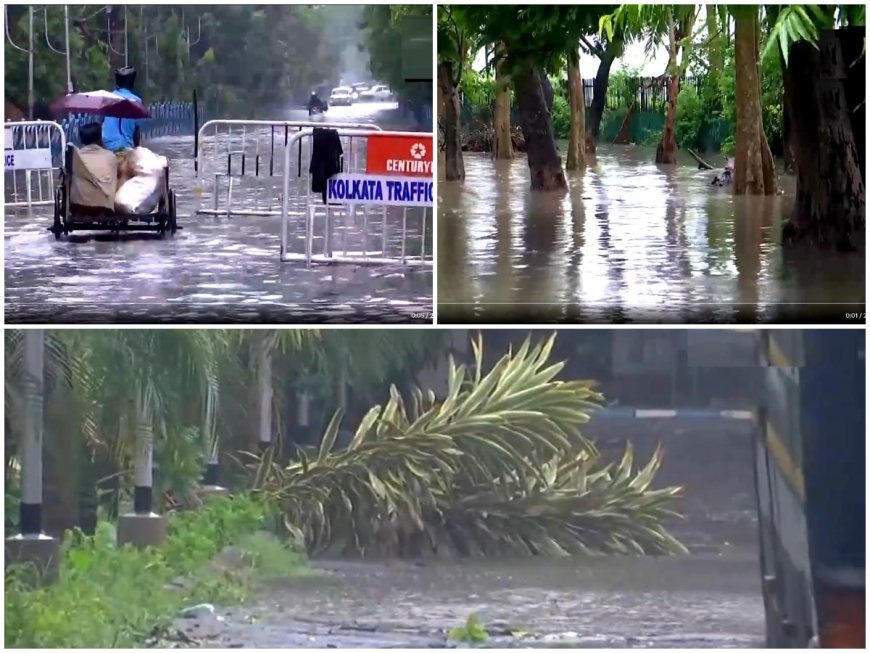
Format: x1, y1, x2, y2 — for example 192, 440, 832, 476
117, 512, 167, 549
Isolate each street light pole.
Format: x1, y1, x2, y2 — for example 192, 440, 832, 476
64, 5, 72, 93
124, 4, 128, 66
27, 6, 34, 119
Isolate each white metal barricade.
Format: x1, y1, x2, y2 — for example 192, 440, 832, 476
4, 120, 66, 210
279, 128, 433, 268
194, 119, 382, 218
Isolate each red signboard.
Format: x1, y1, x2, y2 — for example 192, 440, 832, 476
366, 134, 433, 177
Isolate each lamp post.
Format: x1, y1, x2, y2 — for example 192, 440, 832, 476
27, 6, 34, 119
64, 5, 72, 93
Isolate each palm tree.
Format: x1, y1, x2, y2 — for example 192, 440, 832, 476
5, 329, 446, 535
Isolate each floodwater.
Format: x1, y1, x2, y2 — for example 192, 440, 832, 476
168, 555, 764, 649
438, 146, 865, 324
4, 102, 433, 324
164, 416, 765, 649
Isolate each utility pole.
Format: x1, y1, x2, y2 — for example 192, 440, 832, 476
27, 6, 34, 119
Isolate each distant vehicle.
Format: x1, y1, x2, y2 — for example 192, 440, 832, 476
361, 84, 394, 102
350, 83, 370, 101
329, 87, 353, 106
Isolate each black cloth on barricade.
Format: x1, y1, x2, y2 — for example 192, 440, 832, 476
309, 128, 343, 203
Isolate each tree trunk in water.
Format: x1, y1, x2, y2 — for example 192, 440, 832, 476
782, 68, 796, 174
493, 42, 513, 159
566, 51, 585, 171
438, 61, 465, 181
656, 14, 680, 165
587, 47, 616, 152
733, 9, 777, 195
656, 78, 680, 163
513, 65, 567, 191
782, 30, 864, 250
755, 17, 778, 193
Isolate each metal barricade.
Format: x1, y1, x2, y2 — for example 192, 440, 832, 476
194, 119, 382, 218
4, 120, 66, 210
279, 128, 433, 268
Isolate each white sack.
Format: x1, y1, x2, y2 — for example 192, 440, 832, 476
114, 175, 163, 215
126, 146, 168, 178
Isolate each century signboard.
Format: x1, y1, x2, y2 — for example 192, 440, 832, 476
366, 134, 432, 177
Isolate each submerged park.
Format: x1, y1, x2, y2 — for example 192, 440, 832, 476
437, 5, 865, 324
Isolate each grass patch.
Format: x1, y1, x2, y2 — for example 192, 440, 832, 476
5, 494, 310, 648
449, 613, 489, 644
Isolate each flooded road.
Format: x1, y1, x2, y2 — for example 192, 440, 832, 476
169, 554, 764, 649
5, 102, 433, 324
166, 415, 764, 649
438, 146, 864, 324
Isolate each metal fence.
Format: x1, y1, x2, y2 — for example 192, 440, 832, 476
4, 102, 199, 210
194, 119, 383, 218
278, 128, 434, 268
590, 75, 707, 113
459, 74, 728, 150
60, 101, 200, 146
4, 120, 66, 208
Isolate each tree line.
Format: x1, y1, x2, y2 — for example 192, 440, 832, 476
4, 5, 416, 119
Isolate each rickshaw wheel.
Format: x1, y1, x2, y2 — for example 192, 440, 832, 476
168, 191, 178, 235
52, 187, 64, 240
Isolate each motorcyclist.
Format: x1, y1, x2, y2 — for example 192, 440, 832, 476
307, 92, 328, 117
102, 66, 143, 153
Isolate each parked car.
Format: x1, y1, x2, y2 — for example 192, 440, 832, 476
370, 85, 394, 101
329, 87, 354, 106
350, 83, 370, 101
360, 84, 394, 102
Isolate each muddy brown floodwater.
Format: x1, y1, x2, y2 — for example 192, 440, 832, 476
437, 147, 864, 324
168, 417, 766, 649
5, 104, 433, 324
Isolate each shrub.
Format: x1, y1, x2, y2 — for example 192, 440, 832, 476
551, 94, 570, 139
675, 85, 705, 150
4, 494, 302, 648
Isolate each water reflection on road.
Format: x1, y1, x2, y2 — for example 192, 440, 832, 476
4, 102, 433, 324
438, 147, 864, 323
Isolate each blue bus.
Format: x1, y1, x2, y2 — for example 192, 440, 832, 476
754, 330, 865, 647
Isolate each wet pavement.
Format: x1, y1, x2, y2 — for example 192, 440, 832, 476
164, 416, 765, 649
167, 554, 764, 649
5, 103, 433, 324
438, 147, 865, 324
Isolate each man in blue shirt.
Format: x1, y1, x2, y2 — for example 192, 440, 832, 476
102, 66, 143, 152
